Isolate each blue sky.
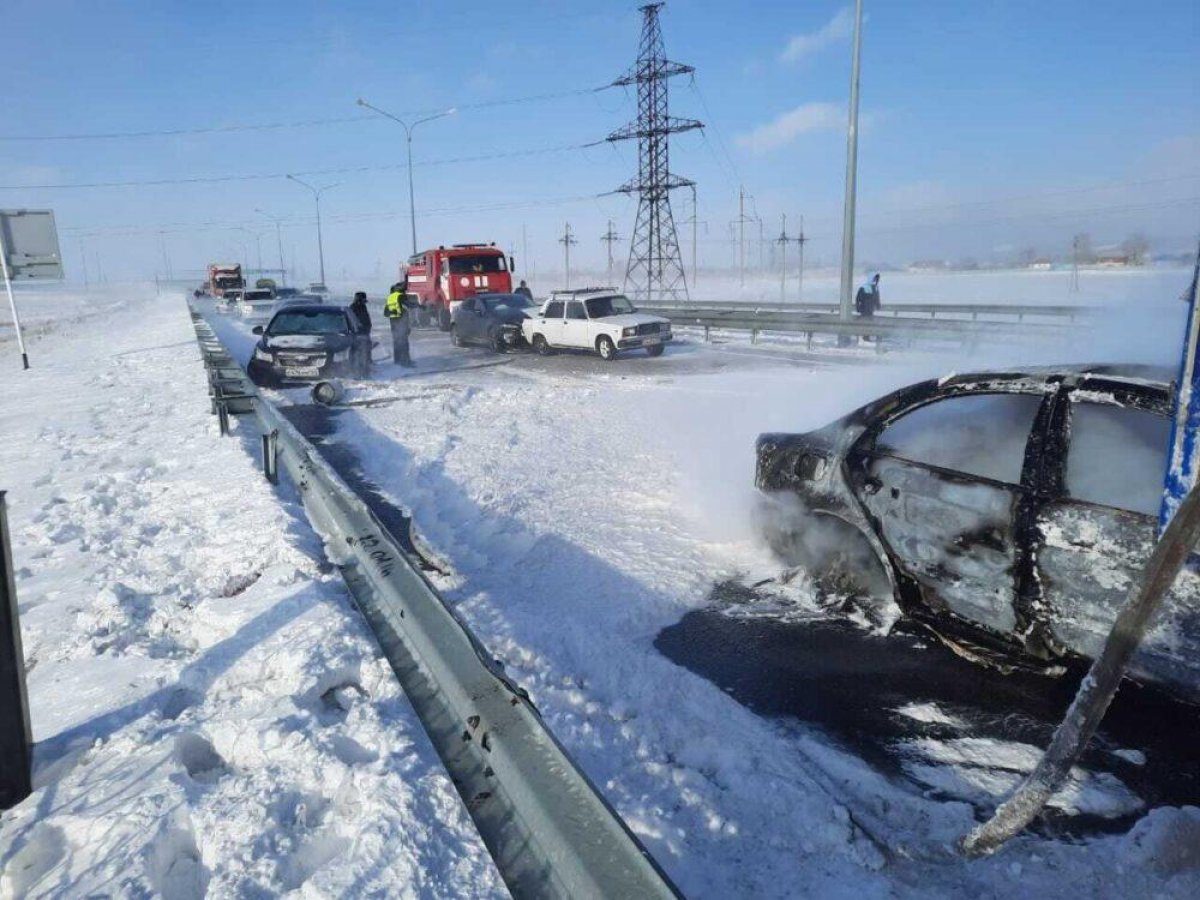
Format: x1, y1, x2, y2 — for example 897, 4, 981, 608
2, 0, 1197, 283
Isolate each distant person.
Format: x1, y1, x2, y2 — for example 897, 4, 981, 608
349, 291, 372, 335
515, 280, 533, 301
384, 281, 413, 367
855, 273, 882, 318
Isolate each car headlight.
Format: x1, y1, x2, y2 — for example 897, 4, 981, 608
254, 347, 272, 361
332, 350, 350, 363
622, 326, 637, 337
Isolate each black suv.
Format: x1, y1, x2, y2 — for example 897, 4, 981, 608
247, 304, 372, 385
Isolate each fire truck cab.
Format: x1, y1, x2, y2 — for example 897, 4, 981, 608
404, 243, 513, 329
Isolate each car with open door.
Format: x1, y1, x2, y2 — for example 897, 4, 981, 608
450, 292, 534, 352
754, 366, 1200, 703
247, 303, 372, 385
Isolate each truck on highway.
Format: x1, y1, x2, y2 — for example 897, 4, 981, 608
207, 263, 244, 298
403, 243, 513, 330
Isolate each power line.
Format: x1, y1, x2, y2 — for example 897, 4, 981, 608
0, 141, 606, 190
0, 86, 620, 142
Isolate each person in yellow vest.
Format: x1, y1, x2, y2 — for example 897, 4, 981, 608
384, 280, 414, 367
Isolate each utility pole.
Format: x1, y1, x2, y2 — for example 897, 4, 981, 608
601, 220, 621, 284
739, 186, 745, 287
606, 2, 702, 304
838, 0, 865, 325
796, 214, 808, 303
681, 183, 707, 292
776, 214, 806, 303
78, 238, 88, 289
1071, 235, 1081, 293
521, 223, 528, 279
158, 231, 172, 282
559, 222, 577, 288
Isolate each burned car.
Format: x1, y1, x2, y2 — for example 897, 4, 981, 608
247, 303, 371, 385
755, 366, 1200, 703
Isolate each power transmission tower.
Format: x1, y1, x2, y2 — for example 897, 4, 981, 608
601, 220, 622, 284
607, 2, 702, 305
559, 222, 577, 288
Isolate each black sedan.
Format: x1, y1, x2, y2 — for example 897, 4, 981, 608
450, 293, 534, 352
755, 365, 1200, 703
247, 304, 372, 385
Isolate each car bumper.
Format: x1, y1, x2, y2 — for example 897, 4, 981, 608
618, 333, 673, 349
257, 355, 355, 383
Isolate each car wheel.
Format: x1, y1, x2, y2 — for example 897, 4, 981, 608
438, 307, 452, 332
489, 328, 507, 354
646, 343, 665, 357
450, 325, 462, 348
596, 335, 617, 361
532, 334, 552, 356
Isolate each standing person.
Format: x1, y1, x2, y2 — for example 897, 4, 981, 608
384, 281, 414, 367
855, 273, 882, 318
514, 279, 533, 301
349, 291, 372, 335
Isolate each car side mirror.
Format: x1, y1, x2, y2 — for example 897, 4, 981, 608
252, 325, 264, 335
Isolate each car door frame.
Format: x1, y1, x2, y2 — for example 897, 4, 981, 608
562, 300, 590, 349
846, 375, 1065, 657
457, 297, 480, 344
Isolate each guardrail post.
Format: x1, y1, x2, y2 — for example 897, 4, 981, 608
751, 328, 759, 345
0, 491, 34, 811
703, 324, 711, 343
262, 430, 279, 484
217, 401, 230, 436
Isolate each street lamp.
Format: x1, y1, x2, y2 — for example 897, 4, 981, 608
356, 99, 456, 254
286, 175, 339, 288
235, 226, 263, 274
255, 208, 287, 286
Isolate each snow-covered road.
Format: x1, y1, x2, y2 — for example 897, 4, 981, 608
0, 290, 503, 897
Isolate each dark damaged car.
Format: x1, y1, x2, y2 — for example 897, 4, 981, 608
247, 304, 372, 386
755, 366, 1200, 703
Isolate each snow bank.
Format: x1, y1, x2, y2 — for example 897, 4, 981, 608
0, 289, 502, 896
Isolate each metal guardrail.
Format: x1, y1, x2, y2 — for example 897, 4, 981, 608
187, 307, 679, 900
640, 303, 1076, 346
645, 300, 1086, 320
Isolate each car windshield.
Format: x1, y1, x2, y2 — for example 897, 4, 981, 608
585, 295, 636, 318
268, 310, 347, 335
448, 254, 506, 274
483, 295, 531, 312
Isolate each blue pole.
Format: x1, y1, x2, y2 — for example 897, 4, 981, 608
1159, 242, 1200, 535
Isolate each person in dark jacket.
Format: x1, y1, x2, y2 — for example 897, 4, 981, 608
384, 281, 413, 367
855, 273, 882, 317
515, 280, 533, 301
349, 291, 372, 335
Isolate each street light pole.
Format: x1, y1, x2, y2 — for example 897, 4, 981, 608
256, 209, 287, 285
287, 175, 338, 288
838, 0, 865, 323
356, 99, 456, 255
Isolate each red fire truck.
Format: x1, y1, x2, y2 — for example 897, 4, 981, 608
206, 263, 244, 297
403, 243, 513, 329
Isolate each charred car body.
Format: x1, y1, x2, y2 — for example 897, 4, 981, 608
755, 366, 1200, 703
247, 303, 372, 385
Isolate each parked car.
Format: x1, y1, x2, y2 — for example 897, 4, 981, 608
521, 289, 672, 360
754, 365, 1200, 702
238, 288, 276, 315
451, 292, 534, 352
247, 303, 372, 385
